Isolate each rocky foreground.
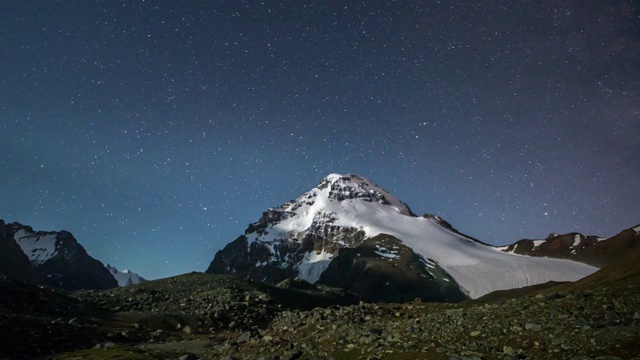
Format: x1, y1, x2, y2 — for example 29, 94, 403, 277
1, 272, 639, 360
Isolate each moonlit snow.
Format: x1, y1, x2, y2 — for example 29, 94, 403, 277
13, 229, 58, 265
297, 250, 333, 284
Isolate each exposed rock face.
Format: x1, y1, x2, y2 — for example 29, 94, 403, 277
207, 234, 299, 284
0, 220, 40, 284
1, 220, 117, 290
318, 234, 468, 302
207, 226, 367, 285
498, 225, 640, 267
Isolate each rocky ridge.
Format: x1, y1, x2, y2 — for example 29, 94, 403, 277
498, 225, 640, 268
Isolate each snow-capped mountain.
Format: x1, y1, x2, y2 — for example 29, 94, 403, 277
207, 174, 597, 301
105, 264, 146, 287
0, 220, 117, 290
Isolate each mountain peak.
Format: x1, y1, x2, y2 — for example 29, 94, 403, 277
315, 173, 415, 217
321, 173, 345, 183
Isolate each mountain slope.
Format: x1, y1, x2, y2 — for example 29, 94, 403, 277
207, 174, 597, 300
1, 221, 117, 290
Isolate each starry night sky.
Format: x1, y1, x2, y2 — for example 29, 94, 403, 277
1, 1, 639, 280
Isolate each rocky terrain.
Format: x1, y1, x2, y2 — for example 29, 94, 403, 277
1, 261, 639, 360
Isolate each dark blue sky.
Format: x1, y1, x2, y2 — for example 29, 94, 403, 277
2, 1, 638, 279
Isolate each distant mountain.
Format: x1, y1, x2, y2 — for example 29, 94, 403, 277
206, 173, 597, 301
105, 264, 146, 286
497, 224, 640, 267
0, 220, 117, 290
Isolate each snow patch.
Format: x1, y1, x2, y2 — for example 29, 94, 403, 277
14, 229, 58, 265
572, 234, 581, 248
532, 240, 545, 248
374, 244, 398, 258
375, 251, 397, 259
324, 173, 343, 183
297, 250, 333, 284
